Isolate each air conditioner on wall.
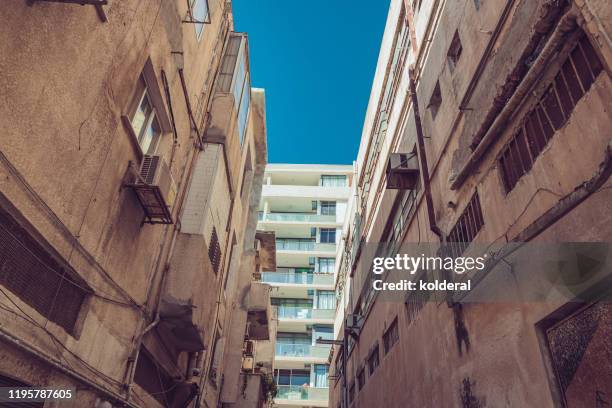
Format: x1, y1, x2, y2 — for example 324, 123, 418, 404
386, 153, 419, 190
128, 155, 177, 224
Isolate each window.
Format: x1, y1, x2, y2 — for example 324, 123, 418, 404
314, 364, 329, 387
317, 290, 336, 309
191, 0, 209, 39
367, 344, 380, 375
357, 367, 366, 390
318, 257, 335, 274
428, 81, 442, 120
134, 347, 175, 405
447, 31, 463, 72
208, 227, 222, 274
217, 33, 251, 144
275, 368, 310, 386
0, 375, 43, 408
383, 318, 399, 354
130, 76, 162, 155
447, 192, 484, 259
313, 325, 334, 342
320, 228, 336, 244
0, 206, 90, 335
499, 30, 603, 192
320, 201, 336, 216
321, 175, 347, 187
312, 200, 318, 211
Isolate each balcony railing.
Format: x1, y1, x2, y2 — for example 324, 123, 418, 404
276, 385, 329, 401
276, 306, 335, 320
275, 343, 331, 359
276, 239, 336, 253
261, 212, 337, 223
262, 272, 334, 286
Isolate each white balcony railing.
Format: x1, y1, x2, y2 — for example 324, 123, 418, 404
275, 343, 331, 359
261, 212, 337, 223
262, 272, 334, 286
277, 306, 335, 320
276, 385, 329, 402
276, 239, 336, 253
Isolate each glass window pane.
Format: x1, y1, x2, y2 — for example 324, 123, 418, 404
131, 93, 153, 140
193, 0, 208, 38
139, 114, 161, 155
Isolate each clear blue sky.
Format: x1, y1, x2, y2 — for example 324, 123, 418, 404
232, 0, 390, 165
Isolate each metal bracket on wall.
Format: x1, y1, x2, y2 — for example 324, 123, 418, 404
27, 0, 108, 23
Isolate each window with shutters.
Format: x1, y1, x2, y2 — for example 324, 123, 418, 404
499, 30, 603, 193
208, 227, 222, 274
0, 206, 91, 336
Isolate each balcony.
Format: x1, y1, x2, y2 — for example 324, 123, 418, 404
275, 343, 331, 360
262, 272, 334, 287
246, 282, 272, 340
277, 306, 335, 321
275, 385, 328, 407
260, 212, 337, 224
275, 239, 336, 253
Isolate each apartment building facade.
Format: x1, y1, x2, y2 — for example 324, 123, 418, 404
0, 1, 275, 408
257, 164, 353, 407
332, 0, 612, 407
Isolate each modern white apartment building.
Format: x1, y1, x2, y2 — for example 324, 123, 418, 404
257, 164, 353, 407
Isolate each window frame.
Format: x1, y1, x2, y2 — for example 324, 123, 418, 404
319, 228, 336, 244
130, 85, 163, 156
190, 0, 210, 41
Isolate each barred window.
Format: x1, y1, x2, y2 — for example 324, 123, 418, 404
0, 207, 90, 335
383, 318, 399, 354
447, 192, 484, 258
500, 31, 603, 192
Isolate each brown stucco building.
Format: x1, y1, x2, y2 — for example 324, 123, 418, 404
331, 0, 612, 407
0, 1, 275, 407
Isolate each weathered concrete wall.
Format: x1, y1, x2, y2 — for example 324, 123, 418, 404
332, 0, 612, 407
0, 1, 267, 407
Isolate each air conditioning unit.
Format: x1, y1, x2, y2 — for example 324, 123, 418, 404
242, 356, 254, 371
386, 153, 419, 190
138, 155, 177, 207
346, 314, 362, 330
130, 155, 177, 224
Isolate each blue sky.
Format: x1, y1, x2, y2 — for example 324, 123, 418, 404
232, 0, 390, 165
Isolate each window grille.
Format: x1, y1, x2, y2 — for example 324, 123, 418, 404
500, 31, 603, 192
447, 192, 484, 259
0, 208, 90, 335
